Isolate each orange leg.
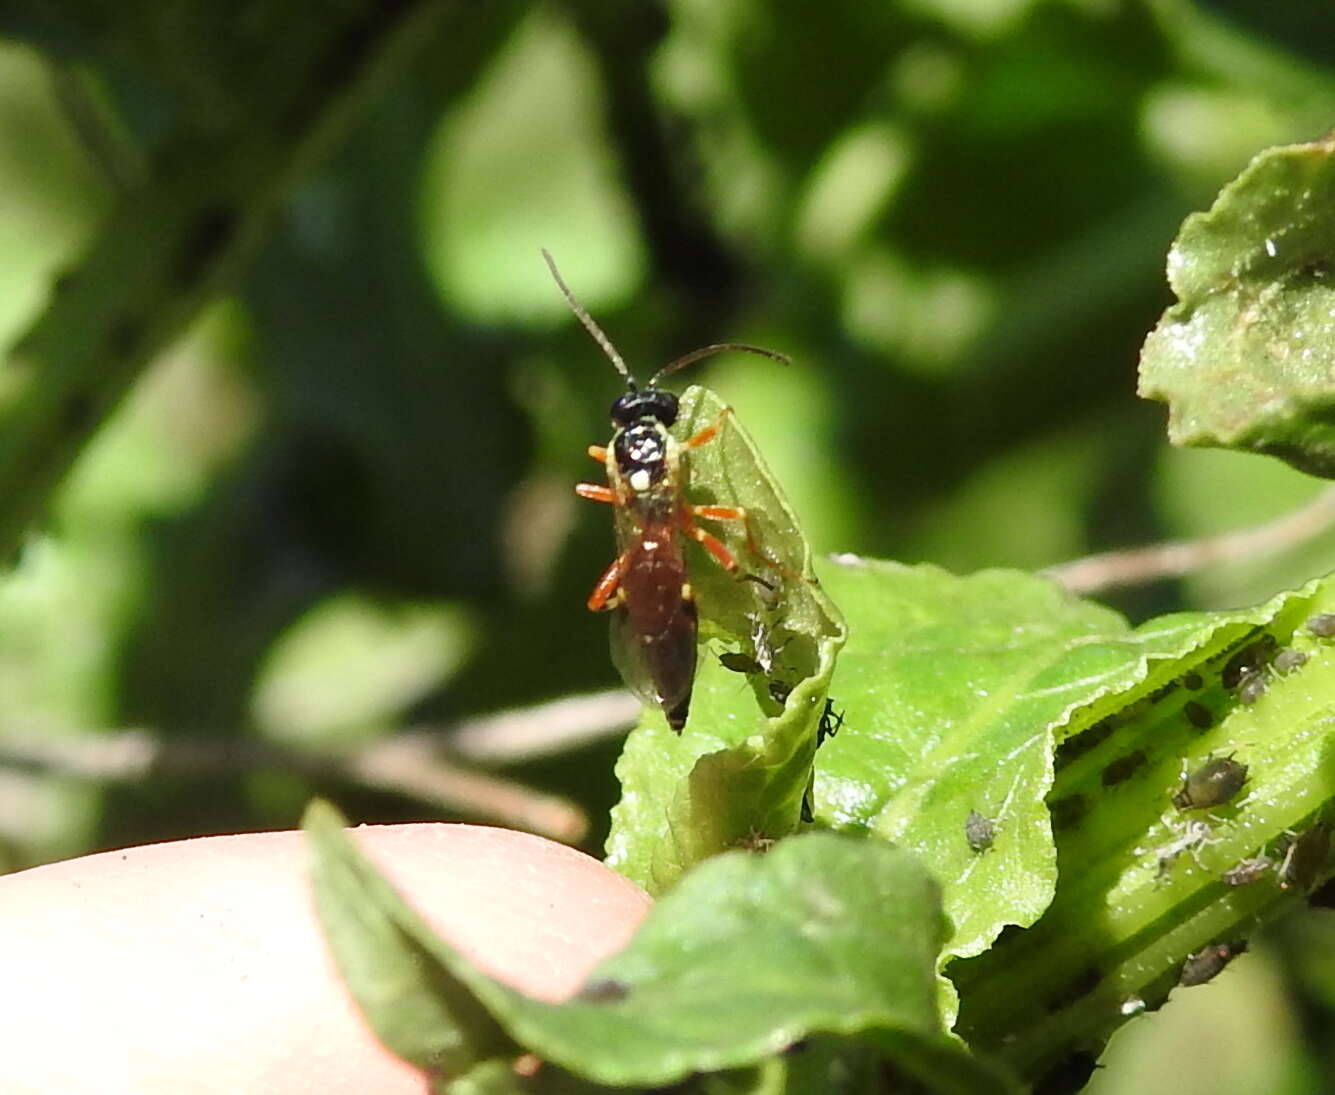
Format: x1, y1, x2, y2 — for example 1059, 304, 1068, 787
691, 501, 802, 583
576, 483, 617, 504
682, 406, 734, 450
694, 504, 746, 522
685, 521, 738, 571
679, 408, 804, 583
587, 550, 630, 611
587, 445, 607, 462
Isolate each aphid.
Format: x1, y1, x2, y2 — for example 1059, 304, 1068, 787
1237, 670, 1267, 705
965, 810, 996, 853
1101, 749, 1146, 788
1172, 754, 1248, 811
1273, 647, 1308, 674
1221, 634, 1276, 689
1278, 822, 1332, 892
1221, 855, 1272, 886
550, 251, 788, 732
1183, 701, 1212, 730
1308, 613, 1335, 638
1179, 942, 1243, 987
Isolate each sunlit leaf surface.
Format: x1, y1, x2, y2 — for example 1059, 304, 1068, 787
1140, 135, 1335, 476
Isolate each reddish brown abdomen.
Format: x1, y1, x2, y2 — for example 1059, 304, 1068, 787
610, 528, 696, 731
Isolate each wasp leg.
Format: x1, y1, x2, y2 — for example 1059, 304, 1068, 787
684, 520, 739, 571
693, 502, 803, 583
587, 551, 630, 611
683, 408, 806, 583
587, 444, 608, 462
694, 503, 746, 522
576, 483, 617, 504
682, 406, 734, 450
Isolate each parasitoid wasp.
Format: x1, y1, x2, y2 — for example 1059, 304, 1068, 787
544, 250, 788, 732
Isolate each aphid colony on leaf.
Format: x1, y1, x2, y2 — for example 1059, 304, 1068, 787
546, 251, 789, 732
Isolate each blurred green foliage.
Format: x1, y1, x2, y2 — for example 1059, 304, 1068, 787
5, 1, 1335, 1090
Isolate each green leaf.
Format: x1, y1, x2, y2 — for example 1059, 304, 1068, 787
951, 575, 1335, 1079
809, 561, 1335, 980
813, 559, 1190, 968
605, 385, 846, 893
307, 805, 1015, 1093
808, 559, 1335, 1079
303, 800, 515, 1079
1139, 134, 1335, 476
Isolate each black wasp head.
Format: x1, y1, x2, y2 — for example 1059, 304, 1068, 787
610, 387, 678, 428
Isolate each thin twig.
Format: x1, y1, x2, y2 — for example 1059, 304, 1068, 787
347, 738, 587, 843
1045, 486, 1335, 595
0, 687, 644, 844
446, 688, 640, 763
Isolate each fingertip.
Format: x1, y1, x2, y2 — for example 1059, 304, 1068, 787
0, 823, 651, 1094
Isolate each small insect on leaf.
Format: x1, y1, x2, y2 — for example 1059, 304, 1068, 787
1221, 634, 1276, 689
1172, 754, 1248, 811
1179, 942, 1244, 987
1308, 613, 1335, 638
1221, 855, 1272, 886
1273, 647, 1308, 674
1237, 670, 1268, 705
965, 810, 996, 853
548, 250, 790, 733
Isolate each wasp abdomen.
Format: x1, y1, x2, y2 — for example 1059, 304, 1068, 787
611, 532, 697, 731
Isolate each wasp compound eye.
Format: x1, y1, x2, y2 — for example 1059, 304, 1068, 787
611, 389, 679, 427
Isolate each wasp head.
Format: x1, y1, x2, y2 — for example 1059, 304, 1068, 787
611, 388, 678, 427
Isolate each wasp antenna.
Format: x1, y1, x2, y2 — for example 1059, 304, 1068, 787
541, 249, 637, 389
650, 342, 791, 386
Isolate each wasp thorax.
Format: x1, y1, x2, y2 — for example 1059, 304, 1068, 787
614, 423, 669, 487
611, 388, 679, 427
